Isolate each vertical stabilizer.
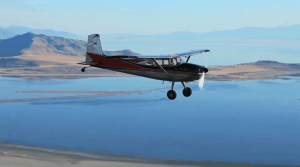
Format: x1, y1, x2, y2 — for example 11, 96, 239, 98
87, 34, 104, 55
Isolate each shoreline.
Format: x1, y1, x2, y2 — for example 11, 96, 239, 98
0, 142, 299, 167
0, 73, 299, 81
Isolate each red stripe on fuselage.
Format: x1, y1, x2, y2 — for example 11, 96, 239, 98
87, 53, 144, 70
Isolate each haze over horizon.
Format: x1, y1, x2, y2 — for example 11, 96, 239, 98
1, 0, 300, 35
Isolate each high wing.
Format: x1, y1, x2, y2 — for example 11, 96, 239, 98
176, 49, 210, 57
138, 49, 210, 59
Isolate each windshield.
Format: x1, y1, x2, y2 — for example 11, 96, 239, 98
176, 57, 184, 64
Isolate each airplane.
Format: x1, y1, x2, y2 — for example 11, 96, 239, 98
79, 34, 210, 100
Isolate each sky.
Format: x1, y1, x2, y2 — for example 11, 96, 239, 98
1, 0, 300, 35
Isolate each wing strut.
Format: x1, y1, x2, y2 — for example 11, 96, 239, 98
186, 56, 191, 63
152, 59, 173, 81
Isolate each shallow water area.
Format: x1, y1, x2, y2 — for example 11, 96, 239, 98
1, 76, 300, 165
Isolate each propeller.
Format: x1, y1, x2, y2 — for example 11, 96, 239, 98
198, 63, 207, 89
199, 72, 205, 89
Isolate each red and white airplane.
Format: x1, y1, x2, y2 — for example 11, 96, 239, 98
79, 34, 210, 100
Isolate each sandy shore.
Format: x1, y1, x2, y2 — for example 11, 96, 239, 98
1, 143, 298, 167
0, 143, 173, 167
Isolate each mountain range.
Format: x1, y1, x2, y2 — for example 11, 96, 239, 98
0, 26, 86, 40
0, 27, 16, 39
0, 32, 139, 78
0, 32, 139, 58
1, 25, 300, 40
117, 25, 300, 40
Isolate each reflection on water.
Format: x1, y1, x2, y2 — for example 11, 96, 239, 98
1, 76, 300, 165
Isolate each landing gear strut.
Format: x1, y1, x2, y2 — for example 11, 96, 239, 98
181, 81, 192, 97
167, 81, 177, 100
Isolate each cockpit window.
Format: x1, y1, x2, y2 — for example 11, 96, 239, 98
176, 57, 184, 64
138, 58, 182, 66
146, 60, 154, 66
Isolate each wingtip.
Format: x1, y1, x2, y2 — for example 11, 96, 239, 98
205, 50, 210, 52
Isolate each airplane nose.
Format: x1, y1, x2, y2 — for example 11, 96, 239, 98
199, 67, 208, 73
204, 67, 208, 73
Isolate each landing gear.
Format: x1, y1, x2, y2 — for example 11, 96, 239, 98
167, 90, 177, 100
181, 81, 192, 97
166, 81, 193, 100
81, 67, 86, 72
167, 81, 177, 100
183, 87, 192, 97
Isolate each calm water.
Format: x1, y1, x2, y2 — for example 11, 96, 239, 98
1, 76, 300, 165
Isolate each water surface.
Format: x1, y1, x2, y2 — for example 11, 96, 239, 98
1, 76, 300, 165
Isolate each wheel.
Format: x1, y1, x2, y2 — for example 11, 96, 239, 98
183, 87, 192, 97
167, 90, 177, 100
81, 68, 85, 72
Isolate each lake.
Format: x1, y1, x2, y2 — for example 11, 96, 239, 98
1, 76, 300, 165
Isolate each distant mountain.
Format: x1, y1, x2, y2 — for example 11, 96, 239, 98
0, 32, 86, 57
117, 25, 300, 40
252, 60, 300, 70
0, 28, 16, 39
193, 24, 300, 39
2, 26, 86, 40
2, 24, 300, 41
0, 32, 139, 57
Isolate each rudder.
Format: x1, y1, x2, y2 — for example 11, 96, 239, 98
86, 34, 105, 62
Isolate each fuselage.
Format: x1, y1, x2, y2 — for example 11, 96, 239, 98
87, 52, 208, 82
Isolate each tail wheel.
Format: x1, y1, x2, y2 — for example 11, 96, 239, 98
167, 90, 177, 100
183, 87, 192, 97
81, 68, 85, 72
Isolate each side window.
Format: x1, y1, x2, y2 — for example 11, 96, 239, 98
145, 60, 154, 66
163, 60, 169, 66
156, 60, 162, 65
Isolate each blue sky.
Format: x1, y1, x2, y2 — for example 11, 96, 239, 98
1, 0, 300, 35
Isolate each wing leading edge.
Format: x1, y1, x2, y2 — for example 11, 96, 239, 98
137, 49, 210, 59
176, 49, 210, 57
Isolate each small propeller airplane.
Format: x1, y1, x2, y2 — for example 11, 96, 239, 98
79, 34, 210, 100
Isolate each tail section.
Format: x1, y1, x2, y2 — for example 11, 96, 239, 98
85, 34, 105, 63
87, 34, 104, 55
